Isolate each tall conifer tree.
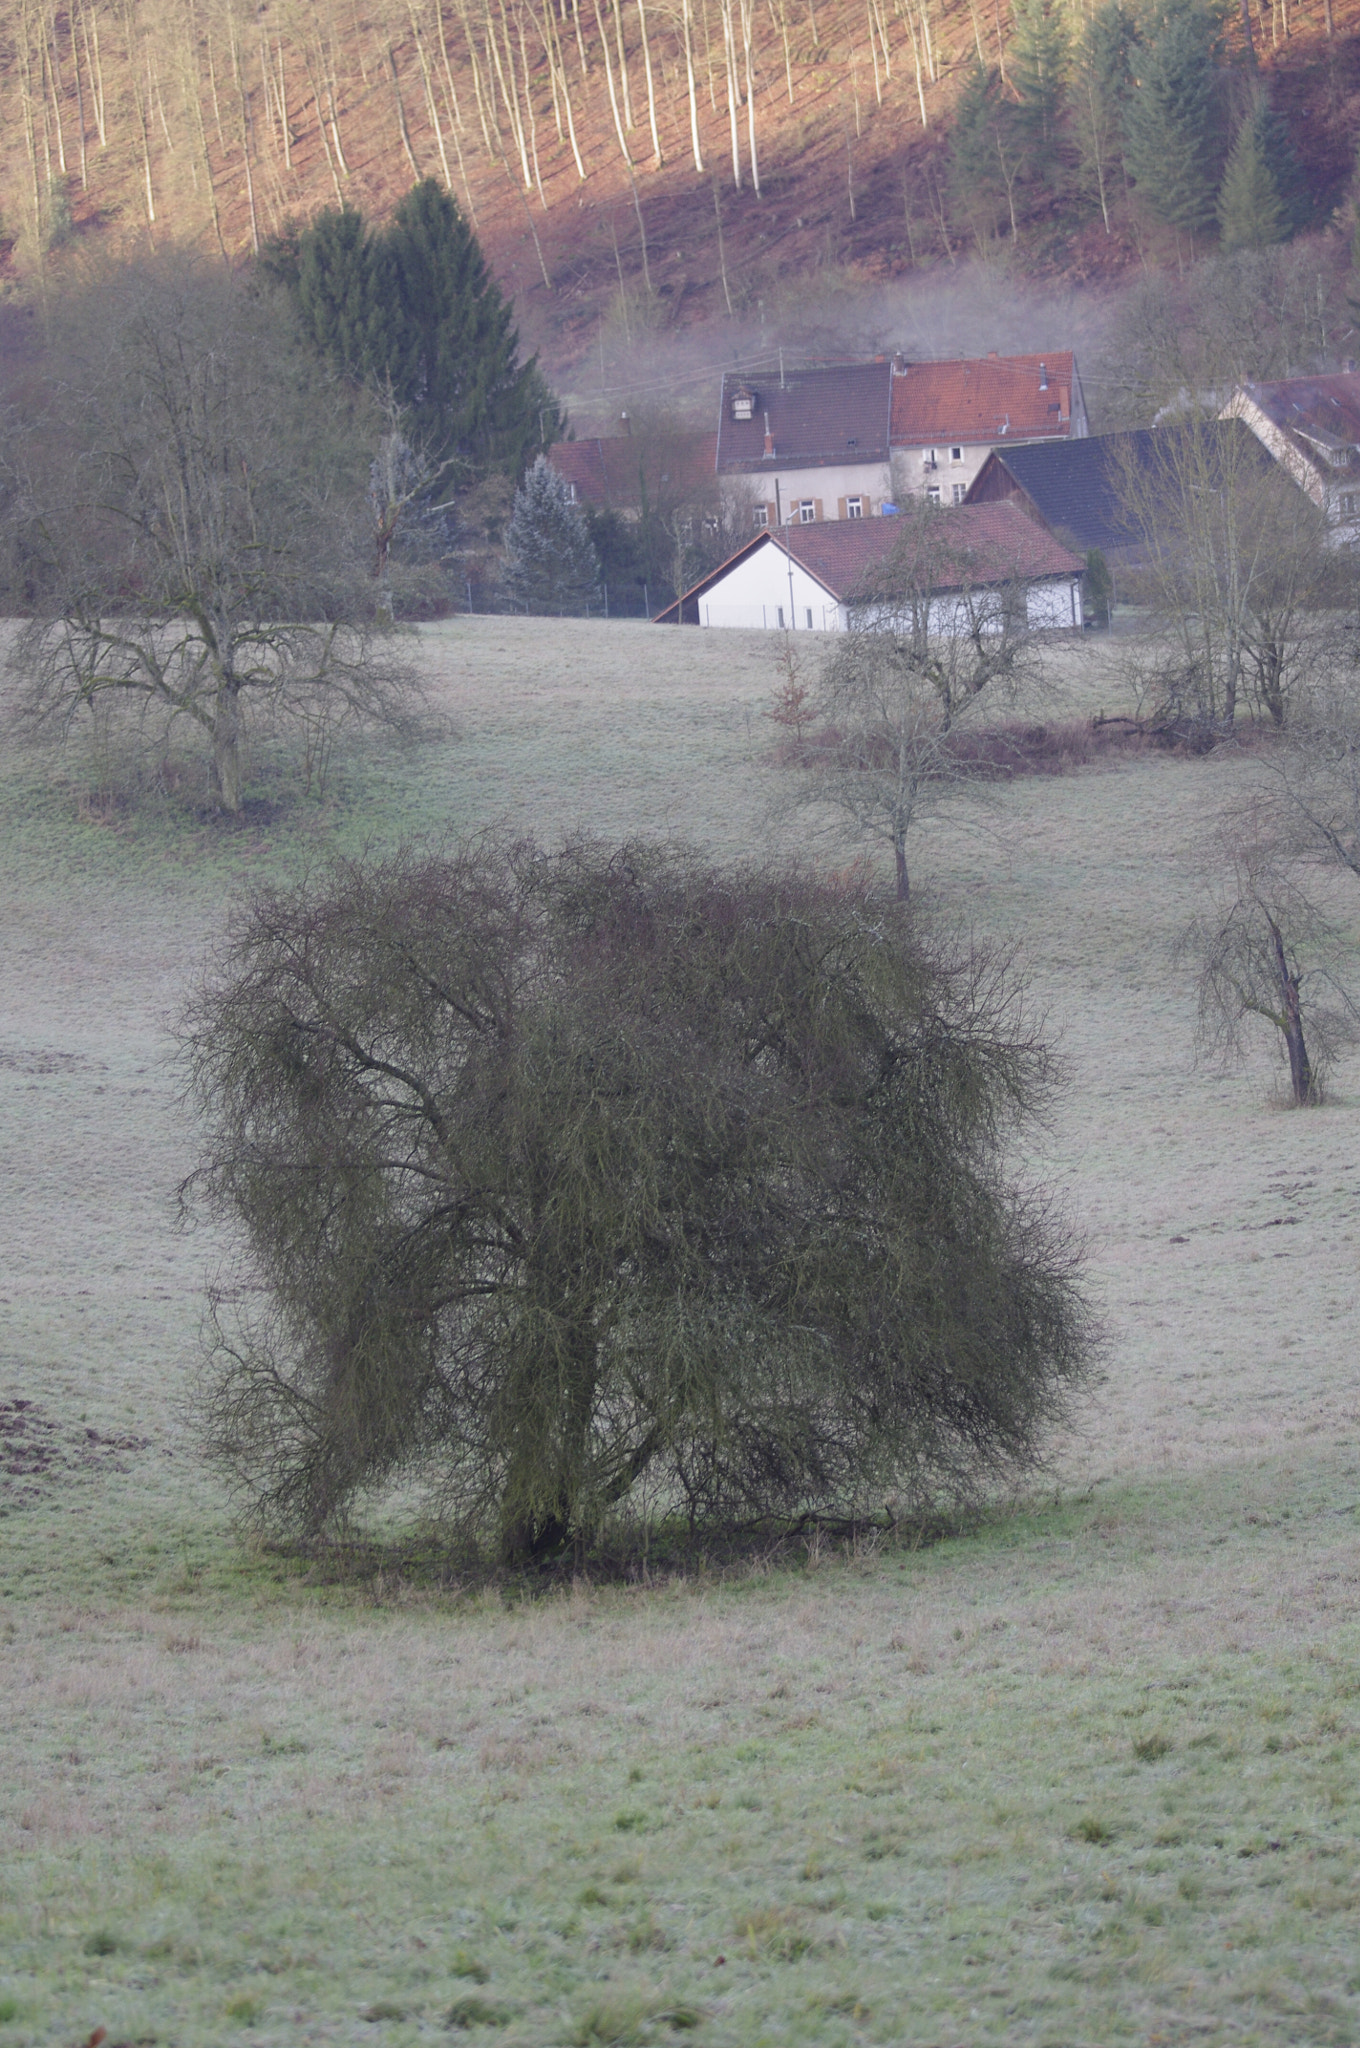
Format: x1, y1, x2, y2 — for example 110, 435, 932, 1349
290, 182, 562, 484
1217, 96, 1293, 248
295, 207, 375, 376
1010, 0, 1069, 183
949, 62, 1024, 238
1123, 0, 1219, 236
1073, 3, 1137, 232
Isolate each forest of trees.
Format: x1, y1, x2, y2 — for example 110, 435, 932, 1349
0, 0, 1339, 284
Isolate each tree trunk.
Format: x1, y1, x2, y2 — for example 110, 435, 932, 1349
894, 834, 909, 901
212, 683, 244, 812
1270, 920, 1313, 1104
498, 1317, 598, 1565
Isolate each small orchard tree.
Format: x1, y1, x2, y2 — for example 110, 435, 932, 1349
1182, 849, 1358, 1106
501, 456, 602, 614
775, 505, 1042, 901
184, 837, 1095, 1564
6, 254, 424, 813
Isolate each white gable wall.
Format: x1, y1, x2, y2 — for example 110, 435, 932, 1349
1220, 391, 1360, 544
699, 542, 847, 630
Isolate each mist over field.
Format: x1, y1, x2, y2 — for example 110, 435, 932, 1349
542, 260, 1123, 435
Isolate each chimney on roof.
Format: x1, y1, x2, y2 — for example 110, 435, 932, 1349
763, 410, 775, 459
988, 350, 998, 359
1039, 361, 1048, 391
892, 352, 905, 374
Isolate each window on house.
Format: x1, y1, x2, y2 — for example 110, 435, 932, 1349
1343, 493, 1358, 515
754, 503, 769, 527
926, 485, 941, 505
952, 484, 965, 505
951, 446, 963, 462
925, 448, 938, 469
798, 500, 817, 523
567, 482, 578, 502
846, 496, 863, 518
777, 605, 786, 628
806, 608, 814, 629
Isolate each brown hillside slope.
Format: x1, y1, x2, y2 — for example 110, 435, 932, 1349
2, 0, 1359, 397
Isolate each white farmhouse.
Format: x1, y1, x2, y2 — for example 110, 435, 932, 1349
654, 502, 1084, 632
715, 360, 897, 526
889, 351, 1089, 506
1220, 375, 1360, 541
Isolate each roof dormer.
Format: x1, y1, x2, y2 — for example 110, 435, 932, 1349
730, 385, 757, 421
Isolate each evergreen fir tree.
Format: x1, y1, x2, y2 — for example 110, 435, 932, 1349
294, 206, 375, 376
290, 183, 563, 484
1084, 549, 1113, 627
949, 61, 1025, 238
1123, 0, 1219, 236
1216, 97, 1290, 248
374, 181, 560, 477
1010, 0, 1069, 181
1073, 2, 1137, 232
501, 457, 602, 615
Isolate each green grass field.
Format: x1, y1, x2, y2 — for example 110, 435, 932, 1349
2, 619, 1358, 2047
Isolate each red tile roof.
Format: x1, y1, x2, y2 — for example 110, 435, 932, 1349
716, 361, 894, 473
890, 352, 1078, 447
547, 431, 718, 509
780, 501, 1084, 598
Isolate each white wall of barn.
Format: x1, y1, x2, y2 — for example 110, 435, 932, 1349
854, 575, 1081, 635
694, 544, 1082, 633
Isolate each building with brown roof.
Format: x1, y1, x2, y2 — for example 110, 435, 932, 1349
547, 428, 719, 514
715, 360, 897, 528
890, 352, 1088, 507
654, 501, 1083, 632
1220, 375, 1360, 538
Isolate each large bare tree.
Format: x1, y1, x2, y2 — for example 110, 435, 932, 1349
5, 252, 425, 813
184, 836, 1095, 1564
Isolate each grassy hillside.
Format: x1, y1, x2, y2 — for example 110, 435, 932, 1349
4, 0, 1360, 401
2, 617, 1359, 2044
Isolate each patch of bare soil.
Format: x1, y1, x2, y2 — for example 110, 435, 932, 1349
0, 1397, 152, 1509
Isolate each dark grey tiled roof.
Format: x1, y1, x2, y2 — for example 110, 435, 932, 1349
716, 361, 894, 473
967, 423, 1272, 555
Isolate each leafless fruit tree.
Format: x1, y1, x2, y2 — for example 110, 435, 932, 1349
1181, 844, 1359, 1106
773, 505, 1044, 902
5, 253, 427, 813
